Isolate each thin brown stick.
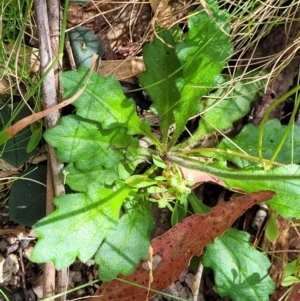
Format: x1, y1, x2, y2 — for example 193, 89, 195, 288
34, 1, 67, 300
192, 260, 203, 301
18, 248, 29, 301
43, 155, 56, 298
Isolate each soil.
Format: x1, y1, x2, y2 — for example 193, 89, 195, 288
1, 1, 300, 301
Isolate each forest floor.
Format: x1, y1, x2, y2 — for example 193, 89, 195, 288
1, 1, 300, 301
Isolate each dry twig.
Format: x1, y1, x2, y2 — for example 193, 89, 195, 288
34, 1, 68, 300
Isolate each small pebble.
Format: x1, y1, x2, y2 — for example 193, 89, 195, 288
6, 243, 19, 255
7, 275, 19, 286
0, 240, 7, 252
75, 288, 85, 297
6, 237, 17, 244
184, 272, 194, 291
32, 285, 43, 299
85, 259, 95, 267
23, 246, 34, 259
19, 240, 29, 250
178, 270, 187, 283
87, 271, 94, 281
72, 271, 82, 283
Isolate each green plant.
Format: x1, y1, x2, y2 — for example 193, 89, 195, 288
277, 256, 300, 300
28, 1, 300, 300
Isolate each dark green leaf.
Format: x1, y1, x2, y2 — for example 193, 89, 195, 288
9, 165, 46, 226
171, 2, 233, 146
0, 101, 37, 167
139, 28, 181, 142
26, 127, 42, 153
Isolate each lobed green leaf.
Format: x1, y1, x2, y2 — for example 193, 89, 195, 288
44, 115, 137, 170
95, 203, 154, 281
64, 162, 133, 192
217, 119, 300, 168
170, 1, 233, 146
60, 68, 153, 137
30, 183, 133, 270
223, 165, 300, 219
139, 1, 233, 149
203, 229, 274, 301
177, 73, 266, 149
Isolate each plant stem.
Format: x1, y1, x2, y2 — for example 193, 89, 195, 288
167, 153, 300, 180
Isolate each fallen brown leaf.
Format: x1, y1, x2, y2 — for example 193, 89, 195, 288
87, 190, 275, 301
